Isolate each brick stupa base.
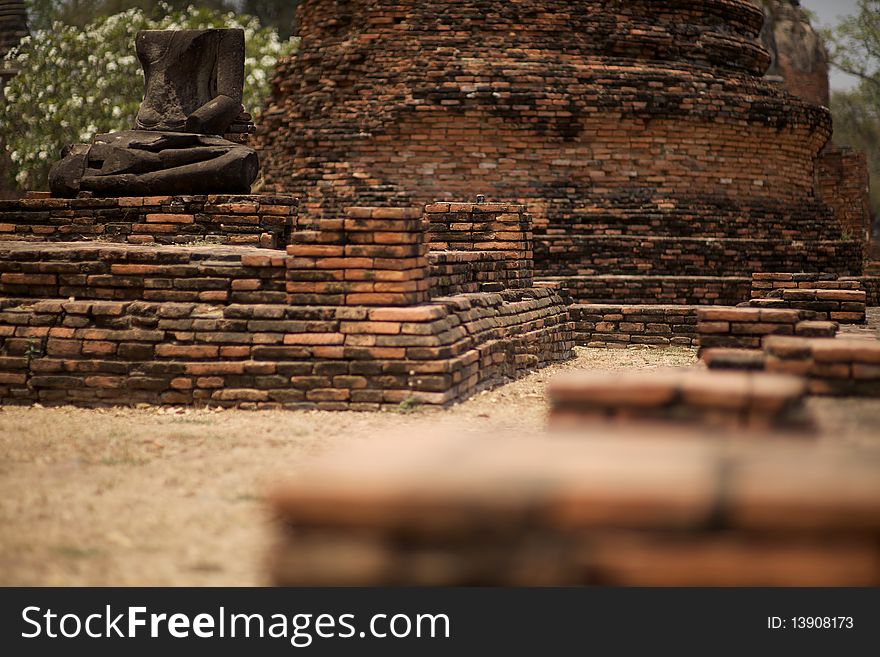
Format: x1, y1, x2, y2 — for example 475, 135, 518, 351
0, 197, 573, 409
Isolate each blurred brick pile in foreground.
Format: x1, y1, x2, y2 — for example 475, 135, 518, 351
269, 430, 880, 586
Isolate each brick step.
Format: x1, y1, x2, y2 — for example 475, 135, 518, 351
0, 241, 288, 305
764, 336, 880, 397
538, 275, 750, 305
269, 432, 880, 585
751, 272, 861, 296
701, 348, 766, 371
748, 288, 866, 324
428, 250, 532, 296
535, 235, 862, 277
697, 307, 840, 353
537, 197, 843, 240
548, 369, 811, 432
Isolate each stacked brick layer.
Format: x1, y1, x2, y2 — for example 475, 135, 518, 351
286, 207, 431, 307
571, 304, 699, 349
0, 288, 573, 409
538, 236, 861, 277
426, 202, 533, 290
750, 273, 867, 323
750, 272, 861, 297
257, 0, 856, 295
0, 243, 288, 305
269, 432, 880, 585
0, 194, 298, 249
750, 289, 867, 323
428, 251, 515, 296
855, 278, 880, 306
764, 336, 880, 397
856, 261, 880, 306
538, 276, 751, 306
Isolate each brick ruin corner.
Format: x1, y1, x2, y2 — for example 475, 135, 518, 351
0, 194, 574, 410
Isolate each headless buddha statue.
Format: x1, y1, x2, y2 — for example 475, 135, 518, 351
49, 28, 259, 197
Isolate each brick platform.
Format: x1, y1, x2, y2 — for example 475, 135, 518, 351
764, 336, 880, 397
854, 261, 880, 306
428, 251, 516, 296
0, 194, 298, 249
268, 432, 880, 585
571, 304, 698, 349
535, 236, 861, 278
286, 207, 431, 307
426, 202, 533, 290
548, 369, 810, 432
750, 289, 867, 324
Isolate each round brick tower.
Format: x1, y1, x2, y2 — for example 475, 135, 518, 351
258, 0, 862, 286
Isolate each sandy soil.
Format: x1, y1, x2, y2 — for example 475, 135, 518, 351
1, 345, 878, 586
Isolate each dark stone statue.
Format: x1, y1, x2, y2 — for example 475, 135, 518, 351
49, 29, 259, 198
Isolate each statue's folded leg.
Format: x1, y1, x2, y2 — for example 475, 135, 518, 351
78, 143, 259, 196
51, 128, 259, 197
78, 173, 151, 196
137, 144, 258, 195
156, 146, 234, 169
152, 144, 257, 194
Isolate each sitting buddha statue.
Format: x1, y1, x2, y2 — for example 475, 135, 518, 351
49, 28, 259, 197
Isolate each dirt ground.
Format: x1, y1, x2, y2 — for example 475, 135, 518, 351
1, 345, 878, 586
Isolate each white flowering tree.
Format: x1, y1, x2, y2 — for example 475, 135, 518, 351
0, 5, 295, 190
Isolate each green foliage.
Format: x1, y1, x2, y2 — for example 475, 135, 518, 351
26, 0, 300, 37
1, 4, 296, 190
831, 88, 880, 224
823, 0, 880, 103
823, 0, 880, 228
396, 396, 423, 414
